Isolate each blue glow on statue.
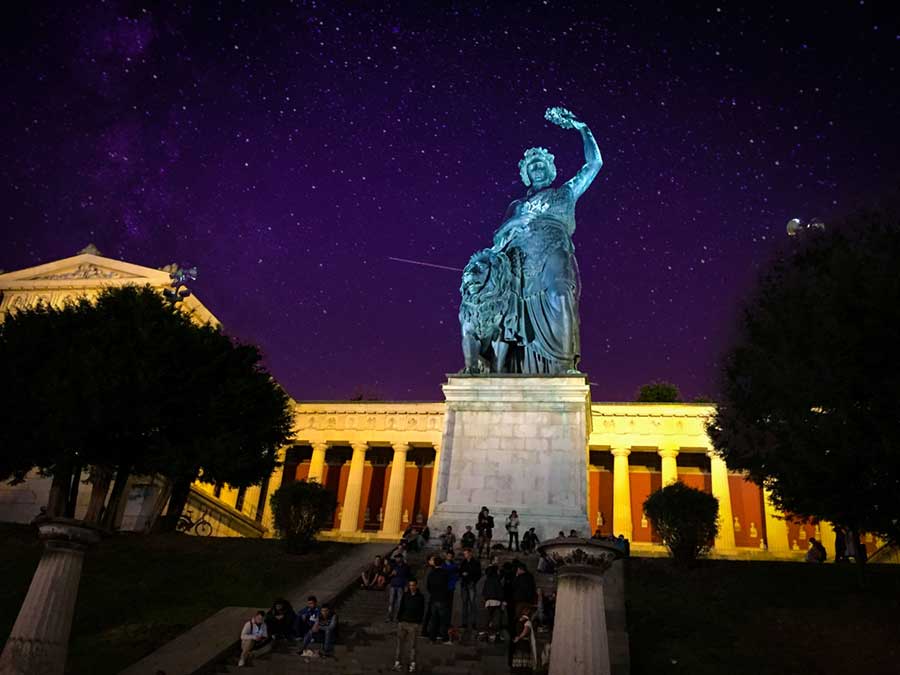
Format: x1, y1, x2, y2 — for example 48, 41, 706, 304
460, 107, 602, 375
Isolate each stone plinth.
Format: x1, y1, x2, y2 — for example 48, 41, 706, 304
429, 375, 591, 540
0, 520, 101, 675
538, 537, 624, 675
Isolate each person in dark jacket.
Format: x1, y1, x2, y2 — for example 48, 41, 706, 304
460, 525, 477, 550
392, 579, 425, 672
458, 548, 482, 629
481, 562, 505, 640
386, 555, 411, 622
265, 598, 296, 640
425, 555, 451, 642
442, 550, 460, 626
510, 562, 537, 618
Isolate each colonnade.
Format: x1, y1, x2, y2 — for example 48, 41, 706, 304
603, 445, 795, 554
265, 440, 441, 539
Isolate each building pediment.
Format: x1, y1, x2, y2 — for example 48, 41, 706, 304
0, 254, 171, 288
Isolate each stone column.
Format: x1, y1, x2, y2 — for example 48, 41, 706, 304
428, 442, 441, 517
339, 442, 368, 533
539, 538, 624, 675
611, 448, 632, 540
307, 442, 328, 483
707, 451, 736, 550
658, 447, 679, 486
262, 447, 288, 533
763, 488, 791, 553
381, 443, 409, 536
0, 521, 101, 675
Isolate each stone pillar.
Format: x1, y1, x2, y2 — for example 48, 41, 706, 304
658, 447, 679, 486
707, 451, 736, 551
339, 442, 368, 533
262, 447, 288, 533
0, 521, 101, 675
539, 538, 624, 675
428, 442, 441, 517
308, 442, 328, 483
763, 488, 791, 553
381, 443, 409, 536
611, 448, 632, 540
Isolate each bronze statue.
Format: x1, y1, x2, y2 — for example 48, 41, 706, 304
460, 107, 602, 374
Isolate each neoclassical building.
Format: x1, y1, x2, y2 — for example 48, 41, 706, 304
0, 250, 882, 561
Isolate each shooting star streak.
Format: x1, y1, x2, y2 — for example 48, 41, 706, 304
388, 256, 463, 272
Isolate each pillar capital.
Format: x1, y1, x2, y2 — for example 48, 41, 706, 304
658, 447, 679, 460
310, 441, 329, 453
610, 447, 631, 458
349, 441, 369, 455
391, 442, 411, 454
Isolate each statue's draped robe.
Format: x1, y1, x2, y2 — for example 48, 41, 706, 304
493, 182, 581, 374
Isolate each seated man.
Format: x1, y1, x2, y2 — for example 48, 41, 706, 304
300, 604, 338, 657
361, 556, 384, 589
265, 598, 296, 640
294, 595, 320, 638
239, 610, 271, 667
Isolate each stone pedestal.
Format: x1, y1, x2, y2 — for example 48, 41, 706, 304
538, 537, 624, 675
429, 375, 591, 540
0, 520, 101, 675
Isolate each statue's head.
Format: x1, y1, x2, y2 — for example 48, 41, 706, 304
519, 147, 557, 189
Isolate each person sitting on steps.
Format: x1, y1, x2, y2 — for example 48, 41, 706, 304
299, 604, 337, 657
238, 611, 271, 668
361, 555, 384, 589
264, 598, 296, 640
293, 595, 320, 638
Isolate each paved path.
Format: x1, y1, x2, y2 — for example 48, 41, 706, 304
120, 543, 389, 675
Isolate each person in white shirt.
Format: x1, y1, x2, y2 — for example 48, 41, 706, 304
239, 611, 271, 667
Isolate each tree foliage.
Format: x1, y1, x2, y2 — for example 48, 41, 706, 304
708, 208, 900, 548
0, 285, 294, 526
636, 381, 681, 402
643, 482, 719, 564
270, 480, 337, 553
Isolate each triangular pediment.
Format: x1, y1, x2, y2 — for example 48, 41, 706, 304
0, 254, 171, 286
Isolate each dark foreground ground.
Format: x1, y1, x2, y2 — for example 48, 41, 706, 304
3, 524, 900, 675
628, 556, 900, 675
0, 523, 349, 674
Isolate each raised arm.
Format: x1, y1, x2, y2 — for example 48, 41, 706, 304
544, 107, 602, 199
564, 122, 602, 199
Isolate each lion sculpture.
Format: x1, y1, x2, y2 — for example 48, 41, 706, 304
459, 248, 518, 374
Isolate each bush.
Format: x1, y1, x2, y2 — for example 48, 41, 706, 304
270, 481, 337, 553
643, 482, 719, 564
636, 381, 681, 402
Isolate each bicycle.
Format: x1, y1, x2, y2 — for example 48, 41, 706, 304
176, 508, 214, 536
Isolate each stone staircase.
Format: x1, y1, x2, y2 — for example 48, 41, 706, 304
212, 551, 521, 675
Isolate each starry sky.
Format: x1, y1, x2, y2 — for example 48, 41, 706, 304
2, 1, 898, 402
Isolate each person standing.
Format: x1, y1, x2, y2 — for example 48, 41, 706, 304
460, 525, 477, 550
392, 579, 425, 673
481, 560, 505, 641
440, 525, 457, 553
458, 548, 483, 630
477, 507, 495, 558
442, 550, 460, 629
425, 555, 451, 643
506, 510, 521, 552
510, 561, 537, 620
834, 525, 847, 563
387, 555, 411, 622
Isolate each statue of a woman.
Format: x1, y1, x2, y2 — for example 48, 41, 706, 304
489, 107, 602, 374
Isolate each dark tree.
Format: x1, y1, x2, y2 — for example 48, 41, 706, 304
0, 285, 294, 527
708, 208, 900, 554
643, 482, 719, 564
636, 381, 681, 402
270, 480, 337, 552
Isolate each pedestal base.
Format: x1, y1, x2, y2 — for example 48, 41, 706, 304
429, 375, 591, 540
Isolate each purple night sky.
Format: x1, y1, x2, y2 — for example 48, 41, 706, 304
2, 2, 898, 402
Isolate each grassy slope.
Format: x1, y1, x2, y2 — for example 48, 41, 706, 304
628, 557, 900, 675
0, 523, 350, 675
